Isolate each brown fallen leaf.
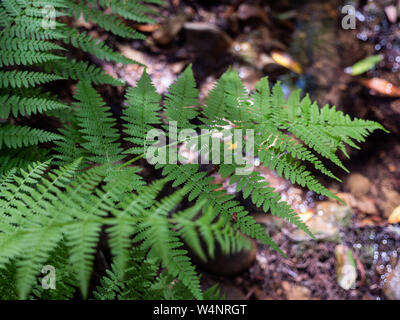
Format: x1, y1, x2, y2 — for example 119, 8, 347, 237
134, 24, 159, 33
388, 206, 400, 224
271, 51, 303, 74
359, 78, 400, 97
116, 44, 147, 65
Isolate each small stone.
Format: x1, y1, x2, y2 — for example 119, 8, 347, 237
183, 22, 232, 58
345, 173, 371, 197
357, 197, 378, 215
281, 281, 311, 300
389, 206, 400, 224
317, 202, 353, 226
152, 15, 187, 46
336, 192, 357, 207
290, 215, 339, 241
381, 189, 400, 218
385, 5, 398, 24
191, 238, 257, 276
383, 260, 400, 300
288, 202, 353, 241
335, 245, 357, 290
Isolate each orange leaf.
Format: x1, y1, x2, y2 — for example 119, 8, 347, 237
134, 24, 159, 32
359, 78, 400, 97
271, 51, 303, 74
388, 206, 400, 224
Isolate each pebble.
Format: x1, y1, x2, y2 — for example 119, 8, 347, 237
345, 173, 371, 197
383, 260, 400, 300
281, 281, 311, 300
183, 22, 233, 58
192, 239, 257, 276
289, 202, 353, 241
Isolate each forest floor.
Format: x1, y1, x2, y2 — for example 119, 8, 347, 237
86, 0, 400, 300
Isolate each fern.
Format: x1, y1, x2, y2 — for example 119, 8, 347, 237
163, 65, 199, 129
122, 70, 161, 155
0, 161, 230, 299
74, 80, 123, 169
0, 0, 387, 301
0, 125, 62, 149
174, 203, 252, 261
0, 93, 68, 118
0, 0, 158, 157
0, 70, 65, 88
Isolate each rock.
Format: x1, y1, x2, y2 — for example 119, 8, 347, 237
385, 5, 398, 23
152, 14, 187, 46
289, 214, 340, 241
281, 281, 311, 300
345, 173, 371, 197
389, 206, 400, 224
183, 22, 232, 58
383, 260, 400, 300
335, 245, 357, 290
336, 192, 357, 207
317, 202, 353, 226
357, 196, 378, 215
191, 238, 257, 276
381, 189, 400, 218
288, 202, 353, 241
337, 192, 378, 216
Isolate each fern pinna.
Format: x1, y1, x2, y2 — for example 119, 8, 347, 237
0, 0, 387, 301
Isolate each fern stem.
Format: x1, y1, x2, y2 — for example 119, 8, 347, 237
118, 154, 144, 169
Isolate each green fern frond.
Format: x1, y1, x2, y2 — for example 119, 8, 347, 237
74, 81, 123, 168
0, 263, 18, 300
32, 243, 77, 300
219, 165, 313, 238
157, 163, 283, 254
200, 71, 230, 127
164, 65, 199, 128
64, 29, 136, 65
53, 125, 87, 167
0, 70, 64, 88
222, 70, 251, 124
71, 2, 143, 39
138, 189, 203, 300
0, 147, 48, 175
45, 59, 124, 86
99, 0, 158, 24
174, 203, 252, 261
0, 93, 68, 118
123, 70, 161, 155
0, 36, 65, 52
0, 125, 62, 149
94, 249, 159, 300
0, 50, 64, 67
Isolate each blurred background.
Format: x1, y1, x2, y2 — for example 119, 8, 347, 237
87, 0, 400, 300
